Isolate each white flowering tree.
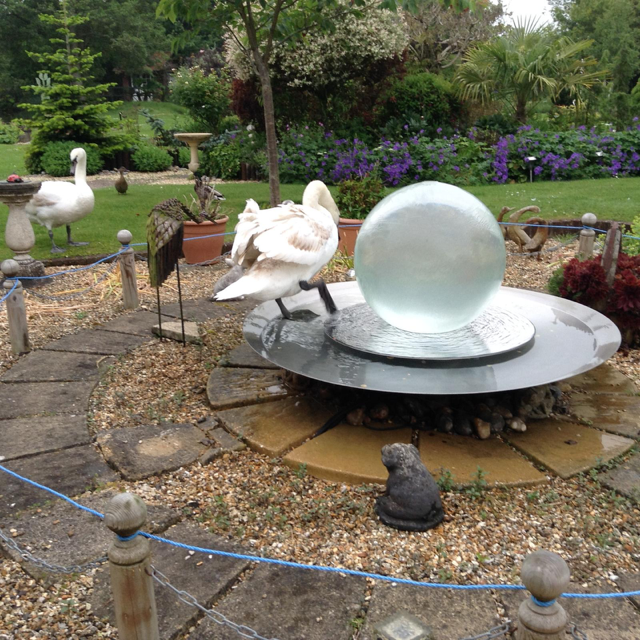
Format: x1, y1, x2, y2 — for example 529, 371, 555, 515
226, 3, 407, 90
158, 0, 481, 205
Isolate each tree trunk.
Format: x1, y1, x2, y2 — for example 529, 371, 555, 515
253, 54, 281, 206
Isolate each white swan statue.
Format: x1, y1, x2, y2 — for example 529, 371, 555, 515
26, 148, 95, 253
214, 180, 340, 318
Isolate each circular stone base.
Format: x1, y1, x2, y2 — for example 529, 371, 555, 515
324, 303, 535, 360
208, 356, 639, 487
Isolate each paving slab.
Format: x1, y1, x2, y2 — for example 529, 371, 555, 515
1, 489, 179, 578
566, 392, 640, 439
159, 297, 253, 323
152, 320, 201, 344
1, 351, 102, 383
499, 581, 640, 640
564, 363, 637, 394
98, 310, 172, 337
97, 423, 209, 481
0, 415, 90, 461
284, 424, 412, 484
359, 582, 501, 640
40, 329, 147, 355
92, 521, 250, 640
0, 380, 97, 420
599, 451, 640, 504
504, 419, 635, 479
217, 396, 334, 456
419, 432, 546, 487
188, 564, 367, 640
0, 445, 118, 518
616, 573, 640, 611
207, 367, 289, 410
220, 342, 279, 369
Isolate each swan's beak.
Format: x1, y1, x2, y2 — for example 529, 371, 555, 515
70, 160, 77, 176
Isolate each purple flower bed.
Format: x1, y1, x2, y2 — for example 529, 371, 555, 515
276, 122, 640, 186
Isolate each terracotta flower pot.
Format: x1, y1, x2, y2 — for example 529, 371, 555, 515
337, 217, 364, 256
182, 217, 229, 265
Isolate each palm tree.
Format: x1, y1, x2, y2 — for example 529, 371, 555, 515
454, 19, 608, 123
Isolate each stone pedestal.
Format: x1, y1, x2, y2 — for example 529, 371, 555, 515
0, 180, 45, 286
174, 133, 211, 173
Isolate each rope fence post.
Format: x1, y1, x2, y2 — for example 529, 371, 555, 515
516, 550, 570, 640
602, 221, 621, 287
117, 230, 139, 310
578, 213, 597, 260
105, 493, 159, 640
1, 259, 30, 354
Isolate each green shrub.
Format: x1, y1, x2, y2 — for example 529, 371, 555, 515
0, 121, 21, 144
170, 66, 232, 134
178, 146, 192, 168
202, 143, 241, 179
132, 144, 172, 172
336, 175, 385, 220
40, 141, 103, 176
374, 72, 462, 137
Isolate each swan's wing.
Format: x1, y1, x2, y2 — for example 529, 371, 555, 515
27, 181, 76, 209
239, 204, 334, 267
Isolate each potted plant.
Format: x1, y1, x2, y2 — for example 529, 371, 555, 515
182, 177, 229, 264
335, 174, 386, 255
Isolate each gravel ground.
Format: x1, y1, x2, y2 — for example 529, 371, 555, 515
1, 238, 639, 639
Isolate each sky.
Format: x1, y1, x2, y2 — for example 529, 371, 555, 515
501, 0, 553, 25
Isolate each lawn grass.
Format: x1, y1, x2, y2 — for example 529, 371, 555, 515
106, 101, 191, 139
0, 144, 27, 178
1, 175, 639, 262
0, 182, 308, 261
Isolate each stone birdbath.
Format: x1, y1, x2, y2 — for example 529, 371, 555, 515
174, 133, 212, 173
0, 180, 45, 285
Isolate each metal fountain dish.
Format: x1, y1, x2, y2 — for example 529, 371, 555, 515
244, 282, 621, 395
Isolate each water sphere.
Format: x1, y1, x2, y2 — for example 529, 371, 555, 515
354, 181, 506, 333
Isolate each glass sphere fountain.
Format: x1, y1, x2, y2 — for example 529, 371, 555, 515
244, 182, 620, 395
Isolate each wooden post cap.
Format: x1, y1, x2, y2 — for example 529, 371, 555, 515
521, 551, 570, 603
1, 259, 20, 278
104, 493, 147, 537
581, 213, 597, 226
117, 229, 133, 245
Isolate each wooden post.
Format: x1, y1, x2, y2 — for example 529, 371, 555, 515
602, 222, 622, 287
105, 493, 159, 640
578, 213, 597, 260
117, 230, 139, 310
516, 550, 570, 640
1, 259, 30, 354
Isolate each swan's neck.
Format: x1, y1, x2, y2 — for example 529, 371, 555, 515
302, 182, 340, 224
75, 155, 88, 186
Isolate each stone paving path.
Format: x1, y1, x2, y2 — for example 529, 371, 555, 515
1, 298, 639, 639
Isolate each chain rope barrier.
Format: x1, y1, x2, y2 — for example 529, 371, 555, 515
24, 259, 119, 301
460, 621, 513, 640
150, 566, 280, 640
0, 527, 106, 575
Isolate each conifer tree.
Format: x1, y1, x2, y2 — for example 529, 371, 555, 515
19, 0, 120, 158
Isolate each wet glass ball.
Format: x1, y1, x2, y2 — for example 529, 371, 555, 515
354, 181, 506, 333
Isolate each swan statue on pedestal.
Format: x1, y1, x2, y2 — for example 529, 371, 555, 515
213, 180, 340, 318
26, 147, 95, 253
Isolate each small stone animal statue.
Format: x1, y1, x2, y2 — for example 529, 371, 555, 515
114, 167, 128, 195
497, 205, 549, 255
375, 443, 444, 532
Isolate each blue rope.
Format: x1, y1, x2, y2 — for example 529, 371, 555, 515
0, 465, 104, 519
1, 463, 639, 600
0, 280, 18, 305
531, 596, 555, 607
19, 249, 126, 281
117, 532, 140, 542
